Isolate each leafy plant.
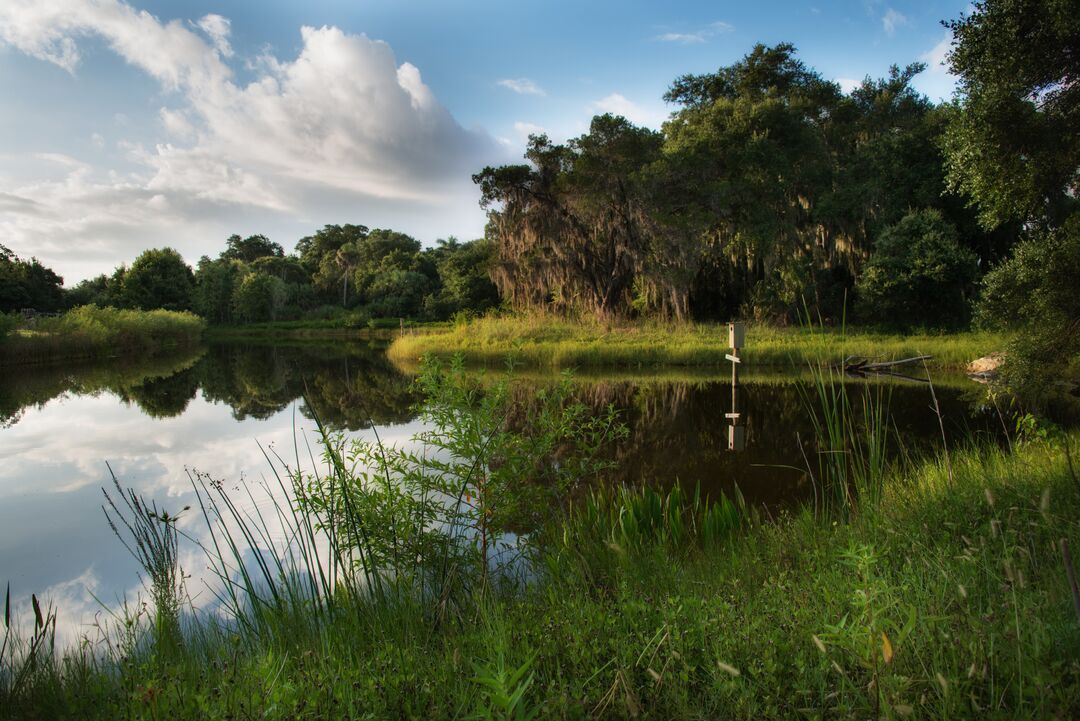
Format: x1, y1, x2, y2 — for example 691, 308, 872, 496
470, 651, 540, 721
297, 354, 626, 605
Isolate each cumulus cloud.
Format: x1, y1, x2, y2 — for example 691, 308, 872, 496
654, 21, 733, 45
195, 13, 232, 57
882, 8, 908, 36
512, 121, 548, 139
921, 32, 951, 72
836, 77, 861, 94
496, 77, 545, 96
588, 93, 667, 128
0, 0, 503, 280
914, 31, 959, 101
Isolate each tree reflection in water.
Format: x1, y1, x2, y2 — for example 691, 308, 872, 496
0, 342, 1010, 508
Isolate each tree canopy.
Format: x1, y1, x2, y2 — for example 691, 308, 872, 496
942, 0, 1080, 228
114, 248, 195, 313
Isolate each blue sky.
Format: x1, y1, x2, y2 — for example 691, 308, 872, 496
0, 0, 964, 282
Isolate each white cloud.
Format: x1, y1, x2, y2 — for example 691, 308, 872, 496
587, 93, 667, 128
513, 121, 548, 138
656, 32, 707, 44
194, 13, 232, 58
882, 8, 908, 36
496, 78, 546, 96
921, 32, 951, 72
158, 107, 195, 138
654, 21, 733, 45
914, 31, 959, 101
836, 77, 861, 94
0, 0, 504, 280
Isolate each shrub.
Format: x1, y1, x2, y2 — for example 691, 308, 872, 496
975, 212, 1080, 400
232, 273, 287, 323
116, 248, 195, 312
856, 209, 979, 329
0, 306, 205, 365
0, 312, 18, 340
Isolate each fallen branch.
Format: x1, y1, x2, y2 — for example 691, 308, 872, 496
840, 355, 933, 374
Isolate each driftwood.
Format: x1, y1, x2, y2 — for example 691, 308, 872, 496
842, 355, 933, 371
839, 355, 933, 382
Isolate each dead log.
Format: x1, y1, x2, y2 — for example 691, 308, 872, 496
840, 355, 933, 373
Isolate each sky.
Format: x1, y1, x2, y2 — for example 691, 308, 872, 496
0, 0, 965, 283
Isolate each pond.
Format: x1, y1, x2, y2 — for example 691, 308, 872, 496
0, 338, 1008, 643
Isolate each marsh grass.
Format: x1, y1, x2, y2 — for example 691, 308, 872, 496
0, 306, 205, 367
388, 313, 1005, 370
102, 467, 187, 654
801, 355, 893, 518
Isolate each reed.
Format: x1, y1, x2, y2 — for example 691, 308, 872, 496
102, 467, 186, 654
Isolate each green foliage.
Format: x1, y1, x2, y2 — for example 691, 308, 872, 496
6, 424, 1079, 719
563, 484, 746, 557
470, 650, 540, 721
391, 315, 1003, 370
943, 0, 1079, 228
64, 274, 116, 308
299, 355, 626, 592
474, 116, 669, 318
231, 272, 288, 323
219, 233, 284, 263
976, 213, 1080, 399
0, 245, 64, 313
0, 305, 205, 365
102, 472, 187, 653
477, 43, 998, 324
0, 313, 17, 341
192, 257, 242, 324
365, 269, 432, 318
296, 224, 370, 306
116, 248, 195, 312
423, 238, 500, 319
855, 209, 979, 328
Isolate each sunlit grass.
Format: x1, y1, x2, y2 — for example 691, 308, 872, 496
388, 314, 1006, 370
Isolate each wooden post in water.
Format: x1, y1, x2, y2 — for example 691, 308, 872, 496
726, 322, 746, 451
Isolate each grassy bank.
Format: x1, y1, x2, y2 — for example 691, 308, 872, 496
389, 315, 1005, 369
205, 317, 444, 341
0, 306, 205, 367
3, 414, 1077, 717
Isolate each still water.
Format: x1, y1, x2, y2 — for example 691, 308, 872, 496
0, 339, 1005, 642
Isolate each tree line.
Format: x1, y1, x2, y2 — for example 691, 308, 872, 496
476, 2, 1075, 334
0, 228, 501, 324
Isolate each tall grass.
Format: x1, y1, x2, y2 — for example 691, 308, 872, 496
0, 306, 205, 366
388, 313, 1005, 370
801, 359, 893, 517
102, 466, 186, 652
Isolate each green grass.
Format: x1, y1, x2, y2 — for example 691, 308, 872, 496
205, 317, 446, 341
388, 314, 1006, 370
0, 306, 205, 367
3, 427, 1078, 719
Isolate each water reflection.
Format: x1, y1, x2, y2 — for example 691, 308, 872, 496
0, 339, 1015, 644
